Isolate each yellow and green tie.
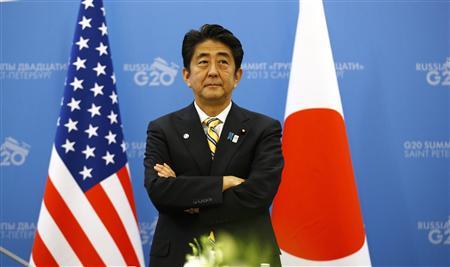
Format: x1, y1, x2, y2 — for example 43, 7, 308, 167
203, 117, 222, 159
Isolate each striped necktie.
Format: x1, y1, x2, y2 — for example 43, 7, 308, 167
203, 117, 222, 159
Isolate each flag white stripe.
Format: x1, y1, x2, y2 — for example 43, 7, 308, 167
48, 145, 126, 266
285, 0, 343, 118
125, 163, 145, 266
35, 204, 82, 266
281, 237, 371, 266
101, 173, 145, 267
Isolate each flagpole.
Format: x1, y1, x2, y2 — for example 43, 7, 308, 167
0, 246, 28, 267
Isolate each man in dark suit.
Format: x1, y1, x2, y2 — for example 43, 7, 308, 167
144, 24, 283, 267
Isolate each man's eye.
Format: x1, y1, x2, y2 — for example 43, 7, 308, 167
198, 60, 208, 65
219, 60, 229, 65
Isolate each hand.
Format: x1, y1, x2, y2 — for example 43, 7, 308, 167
184, 208, 199, 214
222, 176, 245, 191
154, 163, 176, 178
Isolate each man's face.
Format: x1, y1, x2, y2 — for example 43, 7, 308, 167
183, 39, 242, 105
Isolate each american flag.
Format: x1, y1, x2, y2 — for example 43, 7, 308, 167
30, 0, 144, 266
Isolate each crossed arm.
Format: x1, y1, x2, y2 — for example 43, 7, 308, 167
153, 163, 245, 214
154, 163, 245, 191
144, 119, 283, 224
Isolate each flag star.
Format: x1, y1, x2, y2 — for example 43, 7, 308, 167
64, 118, 78, 133
107, 110, 118, 124
90, 83, 104, 97
105, 130, 117, 144
111, 73, 116, 84
102, 151, 115, 165
110, 91, 118, 104
121, 141, 127, 152
96, 42, 108, 56
101, 7, 106, 16
81, 0, 94, 9
67, 97, 81, 112
57, 117, 61, 126
81, 145, 96, 159
93, 62, 106, 76
70, 77, 84, 91
78, 16, 92, 30
98, 23, 108, 36
75, 36, 89, 50
85, 124, 99, 138
61, 139, 76, 153
87, 103, 101, 118
60, 97, 64, 106
79, 166, 93, 180
73, 57, 87, 70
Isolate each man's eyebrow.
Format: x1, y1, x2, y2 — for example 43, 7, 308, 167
195, 51, 232, 58
217, 52, 232, 58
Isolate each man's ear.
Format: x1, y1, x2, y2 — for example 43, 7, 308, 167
182, 68, 191, 87
234, 68, 243, 85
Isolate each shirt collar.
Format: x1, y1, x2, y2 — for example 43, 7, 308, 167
194, 101, 232, 124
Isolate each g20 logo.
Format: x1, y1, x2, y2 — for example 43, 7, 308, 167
428, 228, 450, 245
0, 137, 30, 166
426, 59, 450, 86
426, 69, 450, 86
134, 57, 179, 87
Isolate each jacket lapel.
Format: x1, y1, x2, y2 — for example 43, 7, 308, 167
173, 103, 212, 175
211, 103, 250, 176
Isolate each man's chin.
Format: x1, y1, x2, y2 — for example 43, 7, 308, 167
199, 94, 228, 104
203, 86, 223, 93
201, 90, 224, 99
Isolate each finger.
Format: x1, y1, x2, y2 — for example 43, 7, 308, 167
154, 164, 164, 171
163, 163, 171, 169
157, 166, 171, 175
158, 165, 171, 173
162, 166, 176, 177
157, 172, 169, 178
163, 163, 173, 171
160, 168, 173, 177
163, 163, 176, 176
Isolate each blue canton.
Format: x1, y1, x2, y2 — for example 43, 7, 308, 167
54, 1, 126, 192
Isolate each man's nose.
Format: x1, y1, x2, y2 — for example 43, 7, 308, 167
207, 62, 219, 77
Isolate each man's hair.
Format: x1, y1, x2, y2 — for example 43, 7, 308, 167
182, 24, 244, 73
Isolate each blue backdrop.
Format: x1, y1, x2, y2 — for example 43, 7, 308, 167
1, 0, 449, 266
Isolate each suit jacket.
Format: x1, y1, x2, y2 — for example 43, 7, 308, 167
144, 102, 284, 267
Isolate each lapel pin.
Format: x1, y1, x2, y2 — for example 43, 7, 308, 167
227, 131, 240, 143
183, 133, 189, 139
227, 132, 234, 141
240, 129, 247, 135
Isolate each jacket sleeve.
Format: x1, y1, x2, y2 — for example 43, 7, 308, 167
199, 119, 284, 225
144, 120, 223, 214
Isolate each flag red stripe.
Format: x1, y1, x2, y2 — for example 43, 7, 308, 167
272, 109, 365, 260
86, 183, 140, 266
31, 232, 59, 266
117, 166, 138, 222
44, 177, 105, 266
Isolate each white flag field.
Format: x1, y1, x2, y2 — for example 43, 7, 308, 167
272, 0, 372, 266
